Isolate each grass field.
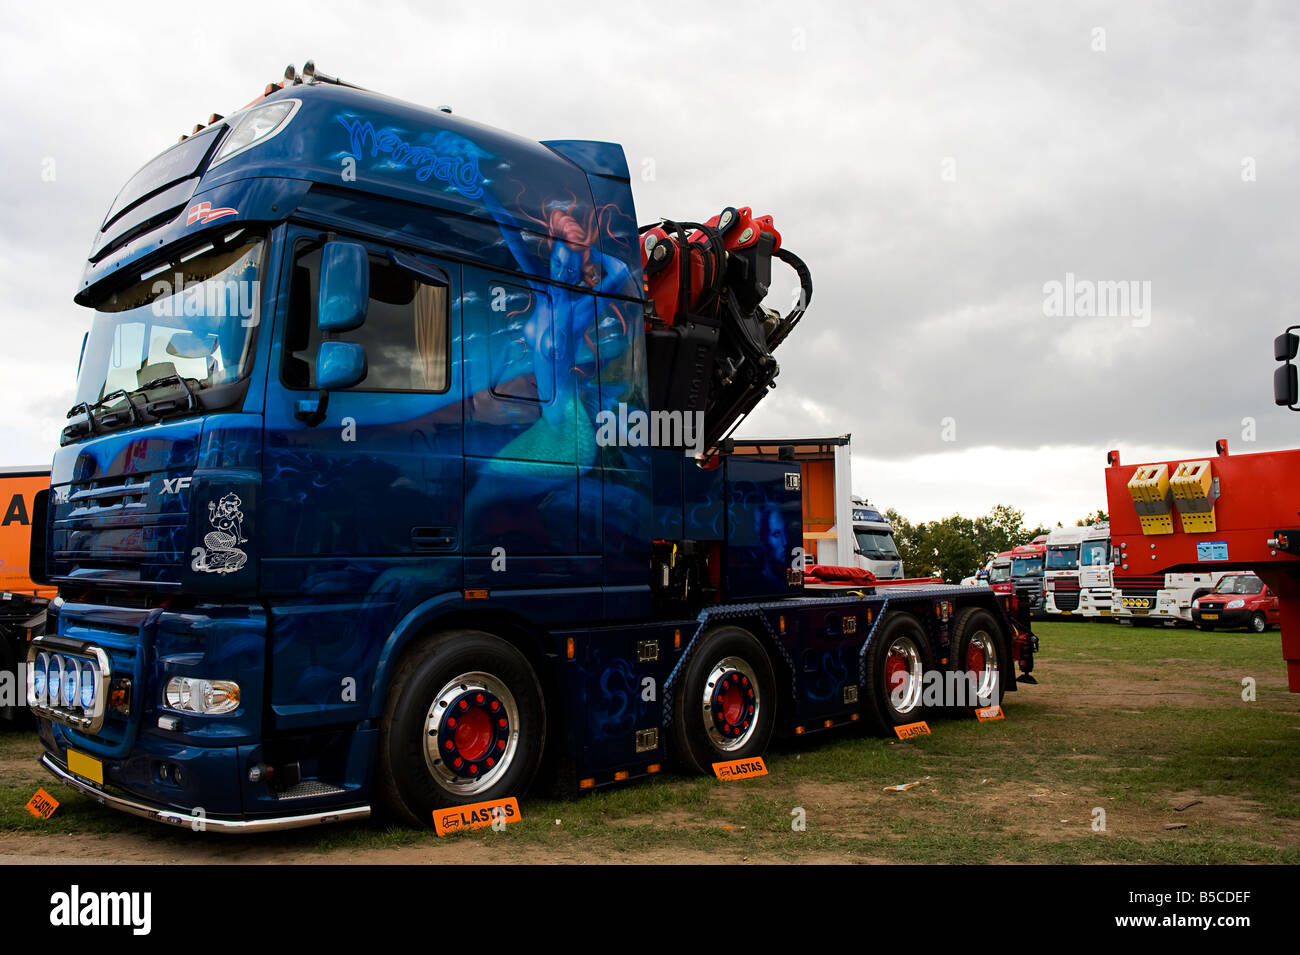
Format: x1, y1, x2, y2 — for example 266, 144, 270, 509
1, 619, 1296, 864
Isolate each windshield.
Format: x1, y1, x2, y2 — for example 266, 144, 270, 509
855, 527, 900, 560
71, 234, 264, 430
989, 564, 1011, 583
1046, 545, 1079, 570
1012, 557, 1043, 577
1080, 540, 1110, 566
1214, 576, 1263, 595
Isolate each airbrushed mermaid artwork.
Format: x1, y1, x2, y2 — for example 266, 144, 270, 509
192, 491, 248, 575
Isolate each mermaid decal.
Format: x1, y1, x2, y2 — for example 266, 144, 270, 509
192, 491, 248, 575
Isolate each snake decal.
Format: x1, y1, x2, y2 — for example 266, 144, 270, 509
191, 491, 248, 575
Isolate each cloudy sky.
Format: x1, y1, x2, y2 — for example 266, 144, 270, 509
2, 1, 1296, 527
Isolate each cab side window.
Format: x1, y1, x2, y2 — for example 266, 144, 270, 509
283, 244, 449, 393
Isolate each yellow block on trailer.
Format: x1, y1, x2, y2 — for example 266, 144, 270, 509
1127, 464, 1174, 535
1170, 459, 1218, 533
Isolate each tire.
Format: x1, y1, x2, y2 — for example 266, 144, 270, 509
376, 630, 545, 827
947, 608, 1006, 711
1250, 613, 1267, 634
862, 611, 934, 734
670, 625, 776, 775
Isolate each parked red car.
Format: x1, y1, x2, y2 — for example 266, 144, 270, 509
1191, 573, 1279, 632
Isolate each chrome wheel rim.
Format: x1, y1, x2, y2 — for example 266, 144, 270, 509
964, 630, 1000, 704
702, 656, 760, 751
884, 636, 924, 715
423, 671, 520, 797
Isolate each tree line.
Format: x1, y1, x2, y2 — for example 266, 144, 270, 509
884, 505, 1108, 583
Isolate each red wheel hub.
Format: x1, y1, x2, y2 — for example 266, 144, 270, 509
966, 644, 986, 675
437, 688, 510, 777
721, 686, 744, 725
885, 649, 907, 688
710, 670, 755, 737
453, 706, 493, 761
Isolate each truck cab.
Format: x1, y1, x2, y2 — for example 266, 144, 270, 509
849, 499, 904, 580
1043, 527, 1083, 615
1011, 538, 1046, 618
988, 551, 1014, 595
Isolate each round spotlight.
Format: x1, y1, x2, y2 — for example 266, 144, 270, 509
31, 653, 48, 705
80, 664, 98, 710
62, 659, 79, 708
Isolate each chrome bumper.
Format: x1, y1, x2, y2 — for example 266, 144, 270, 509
41, 754, 370, 834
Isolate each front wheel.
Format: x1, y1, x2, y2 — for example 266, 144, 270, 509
670, 626, 776, 774
377, 630, 545, 827
1250, 613, 1268, 633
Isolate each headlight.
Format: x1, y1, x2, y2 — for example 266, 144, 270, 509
1192, 598, 1200, 608
62, 660, 79, 708
47, 659, 62, 708
31, 653, 48, 705
164, 677, 241, 715
1226, 599, 1245, 609
209, 100, 301, 167
80, 664, 98, 710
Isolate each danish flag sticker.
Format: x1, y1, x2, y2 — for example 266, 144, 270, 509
186, 201, 237, 226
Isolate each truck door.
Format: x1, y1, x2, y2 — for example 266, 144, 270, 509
460, 265, 601, 612
261, 230, 463, 727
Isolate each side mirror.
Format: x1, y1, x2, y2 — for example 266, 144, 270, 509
294, 341, 367, 425
1274, 327, 1299, 409
317, 341, 367, 391
318, 241, 369, 332
1275, 363, 1297, 408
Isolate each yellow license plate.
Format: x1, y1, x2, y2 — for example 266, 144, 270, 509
1100, 609, 1111, 615
1201, 613, 1219, 620
67, 749, 103, 785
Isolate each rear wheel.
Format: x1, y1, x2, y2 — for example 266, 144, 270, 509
947, 608, 1006, 711
670, 626, 776, 774
862, 611, 934, 733
377, 630, 545, 827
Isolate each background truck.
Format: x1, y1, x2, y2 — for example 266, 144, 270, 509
1011, 538, 1047, 618
988, 551, 1014, 595
729, 435, 904, 579
1043, 523, 1113, 617
0, 466, 54, 723
24, 63, 1036, 832
1113, 569, 1227, 625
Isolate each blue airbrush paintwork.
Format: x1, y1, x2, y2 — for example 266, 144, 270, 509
28, 74, 1035, 831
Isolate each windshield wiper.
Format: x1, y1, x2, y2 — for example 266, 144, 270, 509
94, 389, 142, 429
62, 401, 98, 443
138, 374, 199, 418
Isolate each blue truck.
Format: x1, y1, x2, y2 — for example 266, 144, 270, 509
25, 63, 1037, 831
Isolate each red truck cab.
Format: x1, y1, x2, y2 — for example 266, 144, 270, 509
1192, 573, 1279, 632
988, 551, 1014, 595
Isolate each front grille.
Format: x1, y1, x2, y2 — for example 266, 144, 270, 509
1116, 575, 1164, 590
1054, 593, 1080, 612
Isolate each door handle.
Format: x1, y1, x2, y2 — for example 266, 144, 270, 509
411, 526, 456, 550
